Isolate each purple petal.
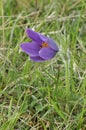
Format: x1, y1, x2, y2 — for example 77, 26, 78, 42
20, 42, 40, 56
39, 34, 47, 42
47, 37, 59, 51
39, 34, 59, 51
39, 47, 57, 60
26, 28, 59, 51
30, 56, 46, 62
26, 28, 42, 44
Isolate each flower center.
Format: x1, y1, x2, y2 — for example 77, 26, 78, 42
41, 42, 49, 48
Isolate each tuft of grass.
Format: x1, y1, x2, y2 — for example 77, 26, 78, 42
0, 0, 86, 129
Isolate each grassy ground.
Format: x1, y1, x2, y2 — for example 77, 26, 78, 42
0, 0, 86, 130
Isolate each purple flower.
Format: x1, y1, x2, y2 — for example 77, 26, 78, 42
20, 28, 59, 62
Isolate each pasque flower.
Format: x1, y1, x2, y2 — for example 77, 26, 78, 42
20, 28, 59, 62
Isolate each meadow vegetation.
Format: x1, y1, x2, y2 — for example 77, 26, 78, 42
0, 0, 86, 129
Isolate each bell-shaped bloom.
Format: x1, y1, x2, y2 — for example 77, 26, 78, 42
20, 28, 59, 62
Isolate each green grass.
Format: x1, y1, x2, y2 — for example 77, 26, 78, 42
0, 0, 86, 129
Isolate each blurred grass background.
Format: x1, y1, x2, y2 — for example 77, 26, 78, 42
0, 0, 86, 130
